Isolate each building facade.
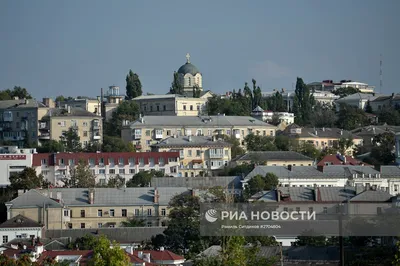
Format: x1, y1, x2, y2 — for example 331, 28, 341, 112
6, 187, 191, 230
121, 115, 276, 152
334, 93, 379, 111
250, 106, 295, 125
58, 98, 101, 116
101, 85, 125, 121
38, 107, 103, 147
152, 135, 232, 177
32, 151, 180, 185
133, 94, 209, 116
0, 146, 37, 187
0, 214, 44, 244
0, 98, 45, 147
233, 151, 314, 166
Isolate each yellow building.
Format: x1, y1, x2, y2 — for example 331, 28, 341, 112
6, 188, 190, 229
152, 135, 232, 177
282, 125, 363, 155
58, 98, 101, 116
121, 115, 277, 152
38, 106, 102, 147
132, 94, 212, 116
233, 151, 314, 166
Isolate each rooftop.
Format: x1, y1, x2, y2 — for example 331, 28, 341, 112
151, 176, 242, 189
0, 99, 45, 109
236, 151, 313, 162
44, 107, 100, 118
283, 126, 361, 139
335, 93, 380, 102
0, 214, 43, 228
152, 135, 232, 148
317, 154, 371, 167
127, 115, 274, 128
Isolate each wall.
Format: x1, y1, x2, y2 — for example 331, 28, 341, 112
0, 153, 34, 187
0, 227, 43, 244
10, 208, 64, 230
236, 159, 314, 167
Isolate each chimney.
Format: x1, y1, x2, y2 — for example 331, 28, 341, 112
154, 188, 159, 203
35, 243, 44, 256
67, 105, 71, 113
343, 156, 346, 164
188, 135, 192, 142
315, 130, 318, 136
23, 245, 27, 250
365, 183, 371, 191
138, 251, 143, 259
88, 188, 95, 204
125, 246, 133, 255
160, 246, 164, 251
288, 165, 292, 171
322, 127, 325, 132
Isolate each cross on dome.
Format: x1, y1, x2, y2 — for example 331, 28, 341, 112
186, 53, 190, 63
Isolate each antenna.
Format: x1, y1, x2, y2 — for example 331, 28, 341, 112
380, 54, 383, 93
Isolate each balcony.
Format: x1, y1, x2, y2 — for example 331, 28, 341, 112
93, 135, 101, 140
39, 133, 50, 140
133, 134, 141, 140
154, 129, 163, 139
209, 151, 224, 159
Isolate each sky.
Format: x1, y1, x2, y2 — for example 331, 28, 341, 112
1, 0, 399, 100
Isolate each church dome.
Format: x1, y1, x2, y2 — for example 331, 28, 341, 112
177, 53, 200, 75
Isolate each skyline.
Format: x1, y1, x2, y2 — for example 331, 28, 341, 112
1, 0, 399, 99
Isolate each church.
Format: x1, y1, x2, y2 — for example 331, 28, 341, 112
132, 53, 214, 116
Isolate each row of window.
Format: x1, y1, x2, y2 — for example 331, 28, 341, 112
76, 208, 167, 218
134, 128, 274, 138
57, 120, 100, 127
176, 149, 228, 158
42, 157, 174, 166
2, 234, 36, 244
68, 221, 160, 229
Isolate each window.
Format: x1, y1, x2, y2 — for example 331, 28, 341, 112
161, 208, 166, 216
147, 209, 152, 216
190, 105, 193, 111
156, 105, 160, 111
80, 223, 85, 229
135, 209, 140, 216
109, 169, 115, 174
110, 209, 115, 217
80, 210, 85, 217
41, 159, 47, 165
183, 105, 186, 110
146, 130, 150, 136
188, 150, 192, 157
129, 169, 135, 174
64, 209, 69, 216
147, 222, 152, 227
163, 105, 166, 111
122, 209, 127, 217
196, 150, 201, 157
83, 122, 88, 126
323, 207, 328, 214
166, 130, 171, 136
150, 106, 153, 112
99, 169, 105, 174
83, 131, 88, 137
197, 105, 200, 110
98, 223, 103, 228
98, 209, 103, 217
119, 169, 125, 174
3, 235, 8, 244
186, 129, 192, 136
68, 223, 72, 229
283, 207, 288, 212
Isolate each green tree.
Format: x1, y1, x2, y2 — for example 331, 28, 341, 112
9, 167, 48, 191
107, 175, 125, 188
309, 103, 336, 128
151, 234, 167, 250
170, 71, 184, 95
336, 104, 369, 130
193, 84, 201, 98
104, 101, 140, 136
295, 142, 320, 159
378, 107, 400, 126
126, 170, 162, 187
244, 134, 277, 151
333, 86, 359, 98
67, 160, 96, 188
125, 70, 142, 100
370, 132, 395, 165
37, 140, 65, 153
338, 137, 354, 155
295, 230, 328, 246
293, 77, 315, 125
120, 218, 145, 227
244, 173, 279, 198
88, 235, 131, 266
217, 134, 244, 159
365, 100, 373, 113
68, 234, 98, 250
0, 86, 32, 100
59, 127, 82, 152
264, 91, 286, 112
251, 79, 262, 109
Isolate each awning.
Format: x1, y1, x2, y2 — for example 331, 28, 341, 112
192, 159, 203, 164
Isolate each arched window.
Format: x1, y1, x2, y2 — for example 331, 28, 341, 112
188, 77, 191, 86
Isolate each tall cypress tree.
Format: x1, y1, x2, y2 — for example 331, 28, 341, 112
125, 70, 142, 100
169, 71, 184, 95
293, 77, 315, 125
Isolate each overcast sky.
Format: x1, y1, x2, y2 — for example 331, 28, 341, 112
1, 0, 399, 99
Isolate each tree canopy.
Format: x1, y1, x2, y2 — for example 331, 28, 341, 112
293, 77, 315, 125
333, 86, 359, 98
0, 86, 32, 100
65, 160, 96, 188
125, 70, 142, 100
59, 127, 82, 152
9, 167, 49, 191
104, 100, 140, 136
126, 170, 164, 187
170, 71, 184, 95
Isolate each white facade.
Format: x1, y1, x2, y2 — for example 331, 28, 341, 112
334, 93, 379, 112
182, 73, 202, 89
0, 146, 36, 187
0, 227, 43, 244
251, 108, 294, 125
336, 82, 375, 93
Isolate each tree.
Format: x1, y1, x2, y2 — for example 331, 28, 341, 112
55, 95, 74, 103
274, 135, 291, 151
163, 193, 204, 257
309, 102, 336, 128
370, 132, 395, 165
378, 107, 400, 126
293, 77, 315, 125
120, 218, 145, 227
251, 79, 262, 109
365, 100, 373, 113
217, 134, 244, 159
244, 134, 277, 151
336, 104, 369, 130
125, 70, 142, 100
193, 84, 201, 98
107, 175, 125, 188
59, 127, 82, 152
37, 140, 65, 153
333, 87, 359, 98
295, 230, 328, 246
295, 142, 320, 159
0, 86, 32, 100
264, 91, 286, 112
126, 170, 163, 187
9, 167, 49, 191
244, 173, 279, 198
67, 160, 96, 188
68, 234, 98, 250
102, 136, 135, 152
151, 234, 167, 250
88, 235, 131, 266
104, 101, 140, 136
170, 71, 184, 95
338, 137, 354, 155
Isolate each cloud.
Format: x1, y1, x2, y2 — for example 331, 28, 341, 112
248, 60, 293, 79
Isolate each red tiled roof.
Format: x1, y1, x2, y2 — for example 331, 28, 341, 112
317, 155, 370, 167
126, 253, 156, 265
132, 250, 184, 262
32, 152, 180, 167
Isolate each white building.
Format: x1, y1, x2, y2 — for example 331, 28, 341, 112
336, 81, 375, 93
334, 93, 380, 111
0, 214, 44, 244
177, 53, 203, 92
32, 151, 181, 186
250, 106, 295, 124
0, 146, 37, 188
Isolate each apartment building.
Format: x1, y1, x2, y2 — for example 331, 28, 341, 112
32, 151, 180, 185
282, 125, 363, 155
244, 165, 400, 196
0, 146, 37, 187
58, 98, 101, 116
121, 115, 276, 152
233, 151, 314, 166
308, 80, 375, 93
5, 187, 191, 229
334, 93, 380, 111
0, 214, 44, 244
152, 135, 232, 177
38, 106, 102, 147
0, 98, 45, 147
132, 94, 209, 116
250, 106, 295, 125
